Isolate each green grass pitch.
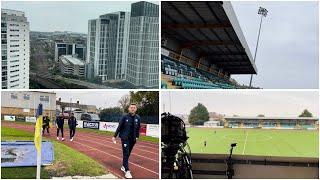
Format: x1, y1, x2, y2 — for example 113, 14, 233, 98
187, 127, 319, 158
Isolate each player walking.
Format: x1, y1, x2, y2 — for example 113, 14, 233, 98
68, 112, 77, 141
112, 103, 141, 179
56, 113, 65, 141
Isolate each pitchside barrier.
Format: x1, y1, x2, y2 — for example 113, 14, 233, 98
190, 153, 318, 179
73, 121, 159, 137
2, 116, 159, 138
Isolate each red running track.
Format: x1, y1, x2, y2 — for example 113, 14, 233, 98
2, 121, 159, 179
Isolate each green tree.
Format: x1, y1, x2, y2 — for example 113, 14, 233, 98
129, 91, 159, 116
188, 103, 209, 125
299, 109, 313, 117
118, 94, 131, 113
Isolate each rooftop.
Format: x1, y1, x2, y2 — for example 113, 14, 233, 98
225, 116, 319, 121
60, 55, 85, 66
1, 8, 25, 16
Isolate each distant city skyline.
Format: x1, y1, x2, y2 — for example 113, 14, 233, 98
1, 1, 159, 34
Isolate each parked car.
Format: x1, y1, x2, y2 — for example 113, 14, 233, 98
81, 113, 100, 121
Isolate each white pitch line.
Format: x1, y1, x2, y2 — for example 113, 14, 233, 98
242, 131, 249, 155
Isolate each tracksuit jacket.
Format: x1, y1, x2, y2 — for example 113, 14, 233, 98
56, 116, 64, 128
114, 113, 141, 140
68, 116, 77, 129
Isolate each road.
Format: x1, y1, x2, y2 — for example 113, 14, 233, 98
30, 72, 65, 89
2, 121, 159, 179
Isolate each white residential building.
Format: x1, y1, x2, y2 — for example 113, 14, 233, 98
1, 9, 30, 89
126, 1, 159, 88
1, 91, 56, 119
86, 11, 130, 82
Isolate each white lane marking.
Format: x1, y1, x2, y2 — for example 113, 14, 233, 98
80, 132, 159, 150
76, 133, 158, 155
73, 140, 159, 175
78, 137, 158, 162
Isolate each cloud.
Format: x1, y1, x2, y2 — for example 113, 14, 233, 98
162, 91, 319, 117
231, 1, 318, 88
55, 91, 130, 109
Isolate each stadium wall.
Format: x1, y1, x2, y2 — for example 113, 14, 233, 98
191, 153, 318, 179
1, 108, 56, 122
1, 118, 159, 138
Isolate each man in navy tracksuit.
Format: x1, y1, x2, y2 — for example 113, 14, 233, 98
112, 103, 141, 179
68, 112, 77, 141
56, 113, 65, 141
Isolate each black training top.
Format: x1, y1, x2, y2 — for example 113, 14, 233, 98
114, 113, 141, 140
56, 116, 64, 127
68, 116, 77, 129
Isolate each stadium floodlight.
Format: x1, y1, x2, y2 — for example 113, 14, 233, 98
249, 7, 268, 88
258, 7, 268, 17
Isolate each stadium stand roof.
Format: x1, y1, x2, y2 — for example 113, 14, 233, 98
225, 117, 319, 121
162, 1, 257, 74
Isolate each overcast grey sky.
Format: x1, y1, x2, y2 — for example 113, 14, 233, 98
231, 1, 319, 89
1, 1, 157, 33
55, 91, 130, 109
162, 91, 319, 117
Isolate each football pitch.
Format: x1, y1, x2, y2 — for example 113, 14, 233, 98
187, 127, 319, 158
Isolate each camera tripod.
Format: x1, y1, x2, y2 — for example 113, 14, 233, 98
161, 113, 193, 179
162, 142, 193, 179
226, 143, 237, 179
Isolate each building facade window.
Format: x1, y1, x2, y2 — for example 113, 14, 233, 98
40, 95, 49, 102
23, 94, 30, 100
10, 93, 18, 99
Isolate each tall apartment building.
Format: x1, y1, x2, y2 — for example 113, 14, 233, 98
1, 9, 30, 89
54, 42, 86, 62
126, 1, 159, 87
86, 11, 130, 82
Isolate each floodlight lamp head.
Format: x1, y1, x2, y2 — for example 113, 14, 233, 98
258, 7, 268, 17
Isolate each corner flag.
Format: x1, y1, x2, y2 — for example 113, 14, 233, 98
34, 103, 43, 179
34, 103, 43, 152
